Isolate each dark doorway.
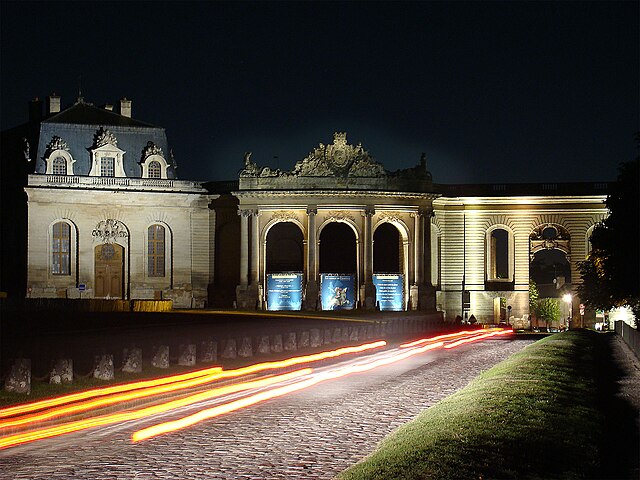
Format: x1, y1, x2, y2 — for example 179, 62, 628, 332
266, 222, 304, 273
319, 222, 356, 273
373, 223, 402, 273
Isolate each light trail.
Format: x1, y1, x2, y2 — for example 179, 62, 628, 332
399, 330, 483, 348
0, 366, 224, 419
132, 341, 444, 442
0, 341, 386, 429
0, 369, 311, 450
443, 329, 513, 349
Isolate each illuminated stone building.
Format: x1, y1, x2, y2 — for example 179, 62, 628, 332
213, 133, 609, 326
1, 95, 213, 307
2, 97, 612, 324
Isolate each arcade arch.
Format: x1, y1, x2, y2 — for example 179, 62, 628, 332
265, 221, 304, 273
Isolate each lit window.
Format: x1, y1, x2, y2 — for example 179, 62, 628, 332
148, 161, 161, 178
101, 157, 115, 177
52, 157, 67, 175
52, 222, 70, 275
148, 225, 165, 277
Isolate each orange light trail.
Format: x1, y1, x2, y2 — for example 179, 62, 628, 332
132, 341, 444, 442
0, 366, 223, 419
0, 341, 385, 430
400, 330, 482, 348
443, 329, 512, 349
0, 369, 311, 450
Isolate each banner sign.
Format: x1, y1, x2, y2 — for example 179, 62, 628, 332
320, 274, 356, 310
266, 273, 303, 311
372, 274, 404, 311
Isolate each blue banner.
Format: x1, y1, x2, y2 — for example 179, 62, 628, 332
266, 273, 303, 311
372, 274, 404, 311
320, 274, 356, 310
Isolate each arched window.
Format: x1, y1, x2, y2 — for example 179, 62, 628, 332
52, 157, 67, 175
148, 161, 161, 179
148, 225, 165, 277
52, 222, 71, 275
490, 229, 509, 279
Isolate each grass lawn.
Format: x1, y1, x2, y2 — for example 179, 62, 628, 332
338, 330, 637, 480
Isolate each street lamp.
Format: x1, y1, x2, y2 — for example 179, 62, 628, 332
562, 294, 572, 330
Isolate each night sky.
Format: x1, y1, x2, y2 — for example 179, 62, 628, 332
1, 1, 638, 184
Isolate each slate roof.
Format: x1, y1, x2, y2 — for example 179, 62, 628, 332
34, 100, 176, 179
43, 101, 155, 128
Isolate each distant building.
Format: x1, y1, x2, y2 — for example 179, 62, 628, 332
1, 97, 614, 325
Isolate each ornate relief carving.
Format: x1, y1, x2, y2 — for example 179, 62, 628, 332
326, 210, 355, 223
529, 223, 571, 260
292, 132, 386, 178
238, 209, 256, 218
93, 127, 118, 148
240, 133, 387, 179
92, 219, 128, 243
270, 211, 298, 222
379, 212, 401, 224
46, 136, 69, 153
141, 141, 163, 160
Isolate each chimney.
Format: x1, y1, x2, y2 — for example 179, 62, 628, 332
104, 104, 114, 111
120, 98, 132, 118
48, 94, 61, 115
29, 97, 43, 123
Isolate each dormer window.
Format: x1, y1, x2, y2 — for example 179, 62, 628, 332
44, 136, 75, 175
140, 141, 169, 179
52, 157, 67, 175
148, 160, 161, 178
88, 127, 127, 177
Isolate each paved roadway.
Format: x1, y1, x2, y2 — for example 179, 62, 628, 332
0, 338, 533, 480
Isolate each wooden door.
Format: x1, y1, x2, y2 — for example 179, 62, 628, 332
95, 244, 124, 298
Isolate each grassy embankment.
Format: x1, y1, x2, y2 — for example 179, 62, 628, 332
338, 330, 637, 480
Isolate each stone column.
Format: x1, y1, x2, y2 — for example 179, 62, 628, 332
413, 210, 425, 285
361, 207, 376, 309
238, 210, 249, 287
304, 207, 319, 310
250, 210, 260, 285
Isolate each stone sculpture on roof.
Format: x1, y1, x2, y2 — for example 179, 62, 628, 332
239, 132, 386, 178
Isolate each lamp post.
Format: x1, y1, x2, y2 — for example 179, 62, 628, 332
562, 293, 572, 330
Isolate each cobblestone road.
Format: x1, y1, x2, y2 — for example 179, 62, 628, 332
0, 339, 533, 479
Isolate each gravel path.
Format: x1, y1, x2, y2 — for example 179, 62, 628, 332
0, 339, 532, 480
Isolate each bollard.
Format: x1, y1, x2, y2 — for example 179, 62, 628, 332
310, 329, 322, 348
221, 339, 237, 359
366, 324, 375, 340
257, 336, 270, 355
349, 326, 359, 342
298, 331, 310, 349
5, 358, 31, 394
50, 359, 73, 384
198, 341, 218, 363
271, 334, 283, 353
238, 337, 253, 357
342, 327, 350, 343
122, 348, 143, 373
93, 354, 114, 380
178, 344, 197, 366
332, 327, 342, 344
284, 332, 297, 351
152, 345, 170, 369
324, 329, 332, 345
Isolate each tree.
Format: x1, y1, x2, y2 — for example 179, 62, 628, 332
537, 298, 561, 329
529, 280, 539, 313
578, 155, 640, 328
